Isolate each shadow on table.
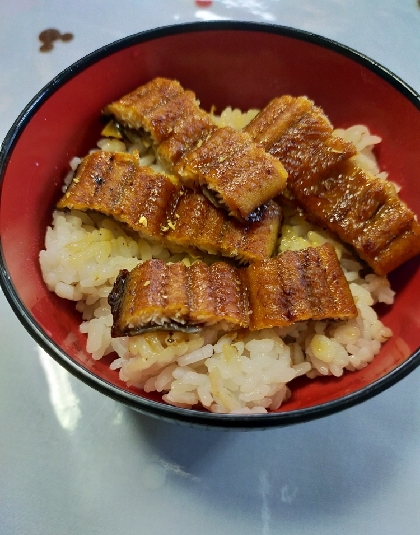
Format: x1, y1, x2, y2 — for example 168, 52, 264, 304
126, 369, 420, 523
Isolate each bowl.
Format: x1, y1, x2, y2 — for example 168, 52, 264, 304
1, 21, 420, 429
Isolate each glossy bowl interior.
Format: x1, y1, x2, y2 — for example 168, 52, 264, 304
1, 21, 420, 428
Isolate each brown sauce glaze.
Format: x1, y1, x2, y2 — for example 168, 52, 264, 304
39, 29, 74, 53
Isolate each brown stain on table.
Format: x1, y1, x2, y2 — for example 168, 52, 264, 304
39, 28, 74, 52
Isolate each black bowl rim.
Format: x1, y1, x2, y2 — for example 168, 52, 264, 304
1, 20, 420, 429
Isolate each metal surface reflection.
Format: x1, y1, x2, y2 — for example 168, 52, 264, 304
38, 348, 81, 432
219, 0, 276, 20
195, 9, 227, 20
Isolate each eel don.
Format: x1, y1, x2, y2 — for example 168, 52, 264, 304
108, 243, 357, 336
103, 77, 288, 221
57, 150, 282, 263
244, 95, 420, 276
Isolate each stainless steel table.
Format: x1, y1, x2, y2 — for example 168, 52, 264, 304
1, 1, 420, 533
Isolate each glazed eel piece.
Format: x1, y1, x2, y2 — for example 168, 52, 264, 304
108, 243, 357, 336
57, 151, 282, 263
103, 77, 288, 221
245, 95, 420, 276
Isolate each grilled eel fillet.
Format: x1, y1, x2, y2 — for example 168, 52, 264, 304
57, 151, 281, 263
103, 77, 288, 221
108, 243, 357, 336
245, 95, 420, 276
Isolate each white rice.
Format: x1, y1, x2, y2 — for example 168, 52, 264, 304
39, 113, 394, 414
333, 124, 388, 180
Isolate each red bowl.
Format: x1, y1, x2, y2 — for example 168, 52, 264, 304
1, 21, 420, 428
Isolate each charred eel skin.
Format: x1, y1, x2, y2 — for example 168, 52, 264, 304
108, 243, 357, 336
